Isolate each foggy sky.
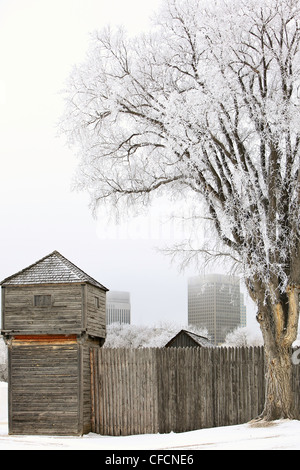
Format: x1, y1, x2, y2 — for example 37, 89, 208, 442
0, 0, 257, 330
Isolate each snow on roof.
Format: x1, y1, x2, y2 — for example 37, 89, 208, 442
183, 330, 214, 347
0, 250, 108, 291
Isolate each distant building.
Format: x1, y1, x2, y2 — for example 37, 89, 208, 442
240, 293, 247, 327
188, 274, 247, 345
165, 330, 214, 348
106, 291, 131, 325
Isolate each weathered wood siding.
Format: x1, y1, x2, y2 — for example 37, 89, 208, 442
166, 332, 201, 348
90, 347, 271, 436
90, 348, 159, 436
8, 337, 81, 435
2, 284, 83, 335
86, 284, 106, 339
2, 283, 106, 339
81, 337, 101, 434
7, 335, 104, 436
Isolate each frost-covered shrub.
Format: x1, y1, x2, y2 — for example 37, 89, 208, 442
224, 327, 263, 347
104, 322, 209, 348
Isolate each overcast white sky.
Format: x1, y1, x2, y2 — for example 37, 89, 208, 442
0, 0, 257, 329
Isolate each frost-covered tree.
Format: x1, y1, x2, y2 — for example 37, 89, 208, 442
224, 327, 264, 347
60, 0, 300, 420
104, 322, 209, 348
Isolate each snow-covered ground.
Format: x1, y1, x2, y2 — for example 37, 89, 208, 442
0, 382, 299, 450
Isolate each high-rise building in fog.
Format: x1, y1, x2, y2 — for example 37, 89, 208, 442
188, 274, 246, 345
106, 291, 131, 325
240, 293, 247, 327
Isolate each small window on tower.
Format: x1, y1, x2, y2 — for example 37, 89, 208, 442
95, 296, 100, 309
34, 295, 52, 307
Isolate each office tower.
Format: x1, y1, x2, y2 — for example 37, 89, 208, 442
106, 291, 131, 325
188, 274, 246, 345
240, 293, 247, 327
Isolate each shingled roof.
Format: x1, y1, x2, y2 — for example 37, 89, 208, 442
182, 330, 213, 347
165, 329, 214, 348
0, 250, 108, 290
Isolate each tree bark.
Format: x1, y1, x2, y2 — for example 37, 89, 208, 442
261, 345, 297, 420
255, 287, 300, 421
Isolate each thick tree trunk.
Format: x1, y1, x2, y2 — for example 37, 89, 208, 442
260, 345, 297, 420
253, 284, 300, 421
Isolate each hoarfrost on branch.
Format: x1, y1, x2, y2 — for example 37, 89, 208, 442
61, 0, 300, 299
61, 0, 300, 419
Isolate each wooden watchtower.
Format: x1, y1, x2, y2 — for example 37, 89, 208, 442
1, 251, 108, 435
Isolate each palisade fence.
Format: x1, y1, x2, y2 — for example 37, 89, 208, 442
90, 345, 300, 436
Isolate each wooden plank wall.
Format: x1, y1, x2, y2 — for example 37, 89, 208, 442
3, 285, 83, 334
91, 346, 270, 436
90, 348, 159, 436
86, 284, 106, 339
9, 341, 80, 435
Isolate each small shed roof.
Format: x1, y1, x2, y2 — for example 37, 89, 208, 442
1, 250, 108, 290
165, 329, 214, 348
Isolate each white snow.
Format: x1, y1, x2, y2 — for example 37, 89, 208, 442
0, 381, 7, 423
0, 382, 299, 450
